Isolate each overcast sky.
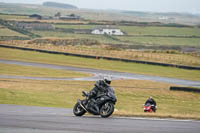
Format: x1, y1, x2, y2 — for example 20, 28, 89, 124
0, 0, 200, 14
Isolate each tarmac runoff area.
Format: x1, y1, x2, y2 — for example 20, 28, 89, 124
0, 104, 200, 133
0, 59, 200, 87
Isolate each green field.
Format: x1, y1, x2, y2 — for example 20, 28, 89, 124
3, 25, 200, 47
1, 11, 200, 47
0, 47, 200, 81
32, 31, 120, 44
0, 63, 91, 78
0, 79, 200, 119
55, 24, 200, 37
116, 36, 200, 46
34, 30, 200, 46
55, 24, 97, 29
120, 26, 200, 36
0, 14, 29, 20
33, 24, 200, 46
0, 26, 27, 37
1, 4, 200, 120
0, 47, 200, 119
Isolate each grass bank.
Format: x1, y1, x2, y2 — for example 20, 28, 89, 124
0, 25, 27, 37
116, 36, 200, 46
119, 26, 200, 36
0, 79, 199, 120
0, 63, 91, 78
1, 40, 200, 66
0, 47, 200, 81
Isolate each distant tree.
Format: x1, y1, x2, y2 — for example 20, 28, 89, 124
70, 14, 75, 17
55, 12, 61, 17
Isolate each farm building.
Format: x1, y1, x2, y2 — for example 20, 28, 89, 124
91, 26, 124, 35
29, 13, 81, 20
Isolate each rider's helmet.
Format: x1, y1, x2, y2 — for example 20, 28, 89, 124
103, 76, 112, 86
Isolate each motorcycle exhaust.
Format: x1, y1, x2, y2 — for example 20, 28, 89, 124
78, 99, 88, 112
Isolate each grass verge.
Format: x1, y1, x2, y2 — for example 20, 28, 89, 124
0, 26, 27, 37
0, 63, 91, 78
1, 40, 200, 66
0, 47, 200, 81
0, 79, 200, 120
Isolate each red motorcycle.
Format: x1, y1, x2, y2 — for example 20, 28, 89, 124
143, 103, 156, 112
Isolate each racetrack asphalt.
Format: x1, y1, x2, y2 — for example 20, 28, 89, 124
0, 59, 200, 87
1, 60, 200, 132
0, 104, 200, 133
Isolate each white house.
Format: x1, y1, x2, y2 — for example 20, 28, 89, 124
91, 26, 124, 35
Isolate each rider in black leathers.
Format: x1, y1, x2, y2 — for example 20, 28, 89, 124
145, 96, 157, 112
87, 76, 111, 115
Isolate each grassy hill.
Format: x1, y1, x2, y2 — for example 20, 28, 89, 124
0, 2, 200, 25
43, 2, 78, 9
0, 2, 200, 67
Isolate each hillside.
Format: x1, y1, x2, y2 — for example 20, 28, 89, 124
0, 2, 200, 25
43, 2, 78, 9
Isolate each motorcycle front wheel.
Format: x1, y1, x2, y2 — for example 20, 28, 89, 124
99, 102, 114, 118
73, 102, 86, 116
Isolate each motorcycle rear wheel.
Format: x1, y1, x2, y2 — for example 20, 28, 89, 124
100, 102, 114, 118
73, 102, 86, 116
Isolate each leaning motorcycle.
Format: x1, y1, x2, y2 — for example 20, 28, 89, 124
73, 87, 117, 118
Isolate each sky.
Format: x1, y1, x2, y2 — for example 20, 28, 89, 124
0, 0, 200, 14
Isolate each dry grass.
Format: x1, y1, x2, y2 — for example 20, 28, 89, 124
0, 28, 27, 37
0, 78, 200, 119
0, 47, 200, 81
1, 40, 200, 66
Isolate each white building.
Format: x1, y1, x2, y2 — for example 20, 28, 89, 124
91, 26, 124, 35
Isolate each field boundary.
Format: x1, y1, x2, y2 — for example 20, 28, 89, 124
170, 86, 200, 93
0, 19, 41, 38
0, 44, 200, 70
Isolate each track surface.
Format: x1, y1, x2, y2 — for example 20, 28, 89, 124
0, 104, 199, 133
1, 60, 200, 132
0, 59, 200, 87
